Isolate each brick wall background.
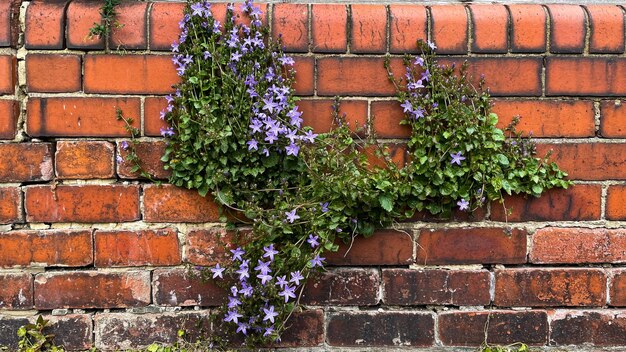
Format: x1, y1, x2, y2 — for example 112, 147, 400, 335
1, 1, 626, 350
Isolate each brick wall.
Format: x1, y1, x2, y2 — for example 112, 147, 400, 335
1, 1, 626, 350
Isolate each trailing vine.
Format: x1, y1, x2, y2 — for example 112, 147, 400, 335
88, 0, 123, 47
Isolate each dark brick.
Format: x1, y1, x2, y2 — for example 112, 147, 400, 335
277, 310, 324, 347
0, 316, 29, 348
301, 268, 379, 305
550, 310, 626, 346
326, 229, 413, 265
152, 268, 227, 307
45, 315, 93, 351
0, 273, 33, 309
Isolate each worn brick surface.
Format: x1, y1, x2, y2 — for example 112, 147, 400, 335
117, 140, 171, 179
550, 310, 626, 346
95, 229, 181, 267
149, 2, 185, 50
546, 58, 626, 96
272, 4, 308, 52
25, 0, 69, 49
430, 5, 468, 54
326, 229, 413, 266
311, 5, 347, 52
586, 5, 625, 53
0, 230, 92, 268
152, 268, 227, 307
185, 228, 245, 266
298, 99, 367, 134
389, 5, 427, 54
350, 5, 387, 53
109, 1, 148, 49
26, 54, 81, 93
143, 184, 220, 223
531, 228, 626, 264
0, 99, 17, 139
0, 273, 33, 309
301, 268, 380, 305
66, 0, 104, 49
470, 5, 508, 53
508, 5, 547, 52
610, 269, 626, 306
600, 100, 626, 138
0, 143, 53, 182
55, 141, 115, 179
538, 143, 626, 180
0, 55, 15, 94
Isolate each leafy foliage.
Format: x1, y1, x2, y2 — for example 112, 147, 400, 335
88, 0, 123, 41
12, 316, 65, 352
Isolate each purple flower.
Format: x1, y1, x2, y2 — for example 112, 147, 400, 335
285, 209, 300, 223
302, 130, 318, 144
263, 326, 275, 337
310, 254, 325, 268
289, 271, 304, 285
450, 151, 466, 165
224, 310, 243, 324
120, 141, 129, 150
275, 275, 288, 289
262, 97, 280, 114
236, 267, 249, 281
285, 142, 299, 156
421, 69, 430, 82
116, 155, 123, 164
203, 51, 211, 60
228, 296, 241, 309
230, 286, 238, 296
247, 139, 258, 151
190, 2, 205, 17
262, 148, 270, 157
263, 306, 279, 323
414, 57, 425, 66
254, 260, 271, 275
320, 202, 329, 213
160, 127, 175, 137
432, 102, 439, 108
231, 247, 245, 262
240, 283, 253, 297
278, 56, 295, 66
307, 234, 320, 248
257, 273, 272, 285
407, 80, 424, 91
287, 107, 303, 127
213, 20, 221, 32
400, 100, 413, 113
211, 263, 225, 279
230, 52, 242, 62
412, 107, 425, 120
249, 120, 263, 133
457, 198, 469, 211
171, 42, 179, 52
428, 40, 437, 50
236, 322, 249, 335
264, 132, 278, 144
250, 5, 263, 18
278, 285, 296, 302
263, 244, 279, 261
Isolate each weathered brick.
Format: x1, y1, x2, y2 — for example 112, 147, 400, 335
430, 5, 468, 54
317, 57, 403, 96
0, 315, 92, 350
495, 268, 606, 307
0, 99, 17, 139
371, 100, 412, 138
149, 2, 185, 50
272, 4, 308, 52
0, 143, 53, 182
0, 273, 33, 309
143, 184, 220, 223
25, 0, 69, 49
109, 1, 148, 49
293, 56, 314, 96
350, 5, 387, 53
298, 99, 367, 134
55, 141, 115, 179
416, 228, 527, 265
185, 228, 246, 266
537, 143, 626, 180
311, 5, 347, 53
389, 5, 427, 54
0, 316, 28, 348
302, 268, 379, 305
27, 97, 141, 137
117, 140, 171, 179
152, 268, 226, 306
66, 0, 105, 49
0, 0, 18, 47
25, 185, 140, 223
546, 57, 626, 96
94, 312, 210, 350
35, 271, 150, 309
26, 54, 81, 93
439, 310, 548, 346
492, 99, 595, 137
144, 96, 169, 137
586, 5, 625, 53
0, 230, 92, 268
508, 4, 547, 53
326, 229, 413, 266
490, 185, 602, 222
362, 143, 408, 169
547, 5, 587, 53
470, 5, 508, 53
383, 269, 490, 306
0, 187, 21, 224
531, 228, 626, 264
550, 310, 626, 346
84, 55, 178, 94
600, 100, 626, 138
607, 185, 626, 220
327, 312, 434, 347
95, 229, 181, 267
610, 269, 626, 306
0, 55, 16, 94
275, 310, 324, 347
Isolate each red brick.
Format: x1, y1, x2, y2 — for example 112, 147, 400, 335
550, 310, 626, 346
439, 58, 542, 97
312, 4, 347, 53
327, 312, 434, 347
0, 273, 33, 309
606, 185, 626, 220
34, 271, 150, 309
350, 5, 387, 53
27, 97, 141, 137
383, 269, 490, 306
302, 268, 380, 305
143, 184, 220, 223
152, 268, 226, 307
0, 0, 19, 47
276, 310, 324, 348
272, 4, 308, 52
547, 5, 587, 53
585, 5, 625, 53
297, 99, 367, 134
362, 143, 408, 169
26, 54, 81, 93
537, 143, 626, 180
601, 100, 626, 137
492, 99, 595, 137
326, 229, 413, 266
185, 228, 243, 266
95, 229, 180, 267
490, 185, 602, 222
495, 268, 606, 307
293, 56, 314, 96
149, 2, 184, 50
546, 58, 626, 96
0, 99, 17, 139
508, 5, 547, 53
470, 5, 508, 53
0, 187, 21, 224
0, 230, 92, 268
25, 185, 140, 223
55, 141, 115, 179
0, 55, 16, 94
209, 3, 269, 28
0, 143, 53, 182
430, 5, 468, 54
389, 5, 427, 54
439, 311, 548, 346
117, 140, 170, 179
84, 55, 178, 94
531, 228, 626, 264
66, 0, 105, 49
25, 0, 69, 49
317, 57, 403, 96
109, 1, 148, 49
144, 97, 169, 137
610, 269, 626, 306
416, 228, 527, 265
371, 100, 411, 138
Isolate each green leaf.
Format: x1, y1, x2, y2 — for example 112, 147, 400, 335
379, 195, 393, 212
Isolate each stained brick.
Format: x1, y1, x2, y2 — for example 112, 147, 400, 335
317, 57, 403, 96
610, 269, 626, 306
149, 2, 185, 50
0, 316, 28, 348
430, 5, 468, 54
143, 184, 220, 223
185, 228, 242, 266
389, 5, 427, 54
383, 269, 490, 306
0, 0, 18, 47
531, 228, 626, 264
550, 310, 626, 346
0, 314, 90, 350
470, 5, 508, 53
55, 141, 115, 179
311, 5, 347, 53
117, 140, 171, 179
371, 100, 412, 138
546, 57, 626, 96
0, 273, 33, 309
508, 4, 547, 53
547, 5, 587, 53
272, 4, 308, 52
585, 5, 625, 53
0, 187, 21, 224
275, 310, 324, 347
152, 268, 226, 306
293, 56, 314, 96
0, 55, 16, 94
25, 185, 140, 223
600, 100, 626, 138
326, 229, 413, 266
416, 228, 527, 265
66, 0, 105, 49
0, 230, 92, 268
298, 99, 367, 134
0, 99, 17, 139
302, 268, 380, 305
0, 143, 53, 182
607, 185, 626, 220
109, 1, 148, 49
95, 229, 181, 267
25, 0, 69, 49
144, 96, 169, 137
537, 143, 626, 180
350, 5, 387, 53
26, 54, 81, 93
